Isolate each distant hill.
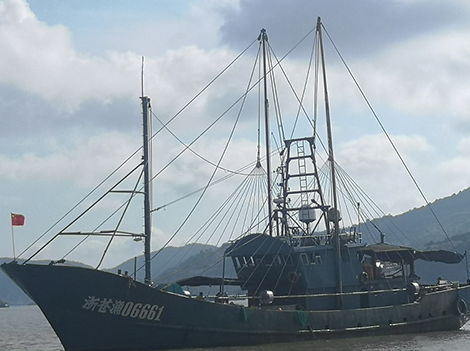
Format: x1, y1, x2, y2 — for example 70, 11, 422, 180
2, 187, 470, 304
0, 260, 33, 305
368, 188, 470, 248
106, 243, 221, 281
152, 243, 236, 281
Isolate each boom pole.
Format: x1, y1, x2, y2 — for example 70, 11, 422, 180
260, 29, 274, 237
317, 17, 343, 308
141, 96, 152, 284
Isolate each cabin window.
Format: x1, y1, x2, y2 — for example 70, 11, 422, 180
310, 253, 316, 264
382, 262, 403, 278
274, 255, 283, 266
246, 256, 255, 266
234, 257, 241, 268
315, 254, 322, 265
283, 254, 293, 266
300, 253, 309, 265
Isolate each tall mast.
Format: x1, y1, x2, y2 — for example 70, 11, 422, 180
317, 17, 343, 308
260, 29, 274, 237
141, 96, 152, 284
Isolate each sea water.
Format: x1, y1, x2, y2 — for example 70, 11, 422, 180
0, 305, 62, 351
1, 305, 470, 351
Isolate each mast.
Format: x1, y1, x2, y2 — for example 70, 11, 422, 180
260, 28, 274, 236
141, 96, 152, 284
317, 17, 343, 308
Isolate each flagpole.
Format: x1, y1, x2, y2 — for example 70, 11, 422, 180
10, 213, 25, 261
11, 223, 16, 261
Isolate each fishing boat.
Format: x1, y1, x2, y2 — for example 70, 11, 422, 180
2, 18, 470, 351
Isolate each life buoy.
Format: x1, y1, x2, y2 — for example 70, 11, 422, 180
359, 272, 369, 284
287, 271, 300, 284
457, 298, 467, 316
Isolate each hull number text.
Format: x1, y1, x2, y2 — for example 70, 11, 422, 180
82, 296, 165, 322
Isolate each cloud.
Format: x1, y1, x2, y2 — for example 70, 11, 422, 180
338, 134, 431, 170
219, 0, 468, 58
71, 0, 238, 57
439, 137, 470, 191
336, 134, 433, 214
0, 0, 247, 122
358, 28, 470, 123
0, 131, 140, 187
3, 0, 470, 264
216, 0, 470, 134
150, 133, 259, 200
0, 0, 141, 110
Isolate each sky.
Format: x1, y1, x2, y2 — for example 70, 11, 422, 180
2, 0, 470, 268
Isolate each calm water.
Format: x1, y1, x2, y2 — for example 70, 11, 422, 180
0, 305, 63, 351
1, 305, 470, 351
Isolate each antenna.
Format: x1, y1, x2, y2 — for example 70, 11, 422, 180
141, 56, 145, 97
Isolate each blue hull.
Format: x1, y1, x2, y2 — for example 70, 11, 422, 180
2, 262, 470, 351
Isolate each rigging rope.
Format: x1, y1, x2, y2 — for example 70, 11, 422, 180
157, 167, 268, 282
20, 38, 257, 261
145, 42, 264, 275
322, 24, 459, 254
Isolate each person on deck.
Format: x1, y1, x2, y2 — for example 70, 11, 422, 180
196, 292, 204, 300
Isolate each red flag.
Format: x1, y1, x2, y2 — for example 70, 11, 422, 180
11, 213, 25, 226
